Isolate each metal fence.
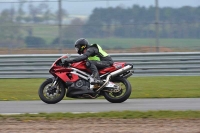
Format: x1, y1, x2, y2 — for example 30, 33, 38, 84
0, 52, 200, 78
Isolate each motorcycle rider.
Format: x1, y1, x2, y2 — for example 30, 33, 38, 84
64, 38, 114, 85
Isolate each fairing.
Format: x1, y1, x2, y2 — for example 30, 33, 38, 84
49, 55, 127, 82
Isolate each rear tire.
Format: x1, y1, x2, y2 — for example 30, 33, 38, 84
38, 78, 66, 104
103, 77, 132, 103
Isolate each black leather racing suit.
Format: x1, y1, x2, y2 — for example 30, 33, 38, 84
71, 46, 114, 79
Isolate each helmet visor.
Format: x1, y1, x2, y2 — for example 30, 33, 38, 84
75, 47, 79, 52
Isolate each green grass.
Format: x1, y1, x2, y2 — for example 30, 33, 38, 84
0, 79, 44, 101
21, 23, 200, 49
130, 76, 200, 98
0, 76, 199, 101
89, 38, 200, 48
1, 111, 200, 120
22, 24, 58, 44
32, 25, 58, 44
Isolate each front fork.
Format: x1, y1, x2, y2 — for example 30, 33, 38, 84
50, 76, 70, 89
46, 77, 59, 97
51, 77, 58, 87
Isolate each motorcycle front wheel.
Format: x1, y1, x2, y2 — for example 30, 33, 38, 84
38, 78, 66, 104
103, 77, 132, 103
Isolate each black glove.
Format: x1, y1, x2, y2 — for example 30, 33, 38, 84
63, 58, 73, 66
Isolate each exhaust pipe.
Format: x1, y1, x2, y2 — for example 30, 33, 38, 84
110, 65, 133, 77
123, 70, 134, 78
96, 64, 133, 92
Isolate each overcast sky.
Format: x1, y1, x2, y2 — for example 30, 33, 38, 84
1, 0, 200, 15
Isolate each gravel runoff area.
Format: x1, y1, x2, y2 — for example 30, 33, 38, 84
0, 118, 200, 133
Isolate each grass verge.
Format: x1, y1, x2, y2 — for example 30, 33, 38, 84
0, 76, 199, 101
1, 111, 200, 120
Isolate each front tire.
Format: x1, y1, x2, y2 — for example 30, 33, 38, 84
38, 78, 66, 104
103, 77, 132, 103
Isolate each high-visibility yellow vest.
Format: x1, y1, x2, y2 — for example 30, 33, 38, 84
88, 44, 108, 61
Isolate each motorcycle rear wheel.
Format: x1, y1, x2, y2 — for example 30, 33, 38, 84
38, 78, 66, 104
103, 77, 132, 103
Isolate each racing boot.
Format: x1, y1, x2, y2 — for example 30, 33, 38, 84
86, 60, 104, 88
90, 72, 104, 87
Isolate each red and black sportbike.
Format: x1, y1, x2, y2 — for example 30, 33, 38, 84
38, 55, 133, 104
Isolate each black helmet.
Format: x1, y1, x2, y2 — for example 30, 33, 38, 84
74, 38, 89, 54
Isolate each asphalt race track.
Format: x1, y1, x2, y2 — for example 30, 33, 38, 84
0, 98, 200, 114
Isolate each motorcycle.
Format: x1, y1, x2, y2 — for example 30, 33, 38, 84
38, 55, 134, 104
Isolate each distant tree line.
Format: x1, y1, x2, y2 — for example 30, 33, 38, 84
82, 5, 200, 38
0, 2, 200, 48
0, 0, 68, 48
